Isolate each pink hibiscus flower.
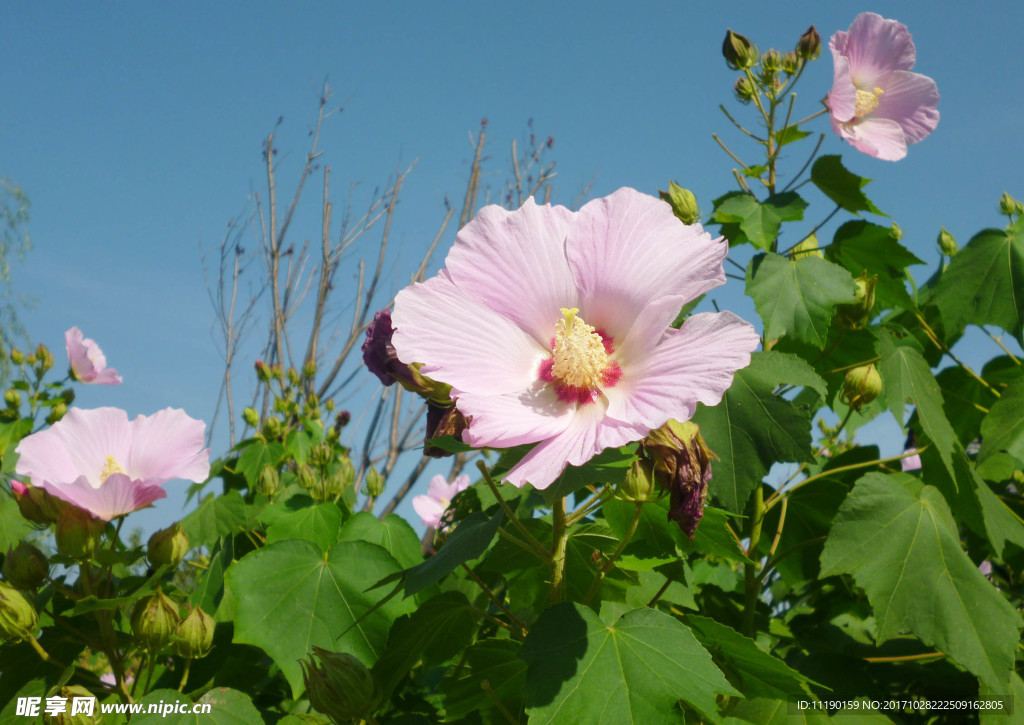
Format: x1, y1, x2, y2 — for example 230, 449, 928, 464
391, 188, 759, 489
412, 474, 471, 529
827, 12, 939, 161
66, 327, 122, 384
14, 407, 210, 520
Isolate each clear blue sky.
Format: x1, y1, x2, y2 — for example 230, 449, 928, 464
2, 2, 1022, 533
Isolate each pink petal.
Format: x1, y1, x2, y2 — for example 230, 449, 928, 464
457, 381, 575, 449
901, 452, 922, 472
605, 312, 759, 430
425, 474, 451, 502
392, 272, 548, 396
834, 116, 909, 161
127, 408, 210, 483
827, 51, 857, 123
874, 70, 939, 145
16, 408, 132, 488
42, 474, 167, 521
65, 327, 121, 385
445, 198, 578, 344
503, 404, 645, 489
412, 494, 444, 528
565, 188, 727, 342
840, 13, 916, 84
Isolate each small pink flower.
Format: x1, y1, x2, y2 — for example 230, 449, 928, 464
15, 407, 210, 520
392, 188, 759, 489
413, 474, 471, 529
900, 430, 921, 472
827, 12, 939, 161
65, 327, 122, 384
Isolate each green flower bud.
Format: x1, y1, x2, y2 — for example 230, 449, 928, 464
890, 221, 903, 241
262, 416, 282, 440
301, 647, 380, 723
836, 273, 877, 329
0, 581, 38, 643
55, 507, 104, 560
3, 542, 49, 590
254, 359, 270, 382
643, 420, 714, 539
10, 347, 24, 365
658, 182, 700, 225
310, 442, 334, 468
364, 467, 385, 498
287, 367, 301, 386
4, 389, 20, 409
999, 191, 1020, 217
722, 29, 757, 70
271, 363, 284, 380
46, 401, 67, 425
131, 590, 179, 649
789, 233, 823, 260
147, 523, 190, 569
938, 227, 958, 256
42, 685, 98, 725
35, 344, 54, 373
242, 406, 260, 428
11, 481, 67, 525
174, 605, 215, 658
796, 25, 821, 60
781, 51, 800, 75
841, 364, 883, 412
733, 76, 755, 104
761, 48, 782, 73
303, 360, 317, 380
257, 465, 280, 497
297, 463, 318, 492
618, 459, 657, 502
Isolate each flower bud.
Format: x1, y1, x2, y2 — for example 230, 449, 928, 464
287, 367, 301, 387
46, 401, 67, 425
310, 442, 335, 468
938, 228, 958, 256
722, 29, 757, 70
10, 347, 24, 365
332, 456, 356, 492
836, 273, 877, 329
999, 191, 1020, 217
270, 363, 284, 380
424, 403, 469, 458
35, 344, 54, 373
257, 465, 280, 497
781, 51, 800, 75
254, 359, 270, 382
364, 467, 385, 498
174, 605, 215, 658
242, 406, 260, 428
334, 410, 351, 430
658, 182, 700, 225
301, 647, 380, 723
890, 221, 902, 241
55, 507, 104, 560
4, 389, 20, 409
841, 364, 882, 412
618, 459, 657, 502
262, 416, 282, 440
10, 481, 66, 525
0, 581, 38, 643
297, 464, 318, 492
42, 685, 97, 725
147, 523, 189, 569
643, 420, 714, 539
796, 25, 821, 60
303, 359, 317, 380
131, 590, 179, 649
3, 542, 49, 590
761, 49, 782, 73
732, 76, 755, 104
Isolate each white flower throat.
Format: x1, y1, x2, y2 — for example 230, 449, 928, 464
551, 308, 610, 389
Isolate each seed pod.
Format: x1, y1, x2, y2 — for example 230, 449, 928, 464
147, 523, 190, 569
0, 581, 38, 643
131, 590, 179, 649
174, 605, 215, 658
3, 542, 49, 590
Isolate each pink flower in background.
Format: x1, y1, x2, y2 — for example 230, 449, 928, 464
65, 327, 122, 384
392, 187, 759, 489
827, 12, 939, 161
413, 474, 471, 529
900, 430, 921, 472
15, 407, 210, 520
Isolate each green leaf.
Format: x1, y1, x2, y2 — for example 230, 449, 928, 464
932, 218, 1024, 340
226, 539, 413, 697
373, 591, 481, 698
541, 444, 635, 503
827, 220, 923, 310
810, 154, 884, 215
262, 501, 343, 552
714, 192, 808, 250
774, 126, 812, 149
181, 490, 261, 547
936, 366, 999, 447
725, 698, 833, 724
441, 639, 527, 723
338, 512, 423, 569
980, 378, 1024, 463
67, 566, 168, 616
235, 440, 285, 488
747, 252, 858, 347
520, 604, 737, 724
132, 688, 263, 724
693, 351, 817, 512
819, 473, 1022, 690
685, 615, 815, 700
979, 670, 1023, 725
0, 485, 33, 551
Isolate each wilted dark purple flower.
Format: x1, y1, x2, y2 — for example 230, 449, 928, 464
644, 420, 714, 540
361, 309, 416, 388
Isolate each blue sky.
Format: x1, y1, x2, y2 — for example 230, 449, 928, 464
2, 2, 1022, 534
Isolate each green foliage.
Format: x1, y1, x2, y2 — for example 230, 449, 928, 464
713, 192, 808, 250
810, 155, 884, 215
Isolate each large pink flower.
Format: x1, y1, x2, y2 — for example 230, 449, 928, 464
827, 12, 939, 161
15, 407, 210, 520
392, 188, 759, 489
413, 474, 471, 529
66, 327, 122, 384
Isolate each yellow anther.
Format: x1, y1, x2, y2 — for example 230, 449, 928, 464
854, 86, 884, 117
100, 455, 126, 483
552, 308, 609, 389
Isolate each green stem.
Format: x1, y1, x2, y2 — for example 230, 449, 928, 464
143, 649, 157, 696
582, 502, 643, 606
178, 658, 192, 693
742, 485, 765, 637
496, 527, 549, 562
549, 498, 568, 605
478, 461, 548, 555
